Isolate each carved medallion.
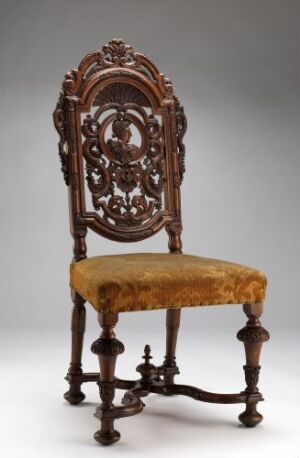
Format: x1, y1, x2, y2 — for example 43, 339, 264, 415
82, 83, 165, 228
99, 112, 147, 165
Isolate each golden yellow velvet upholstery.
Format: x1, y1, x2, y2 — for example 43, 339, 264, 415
70, 253, 266, 313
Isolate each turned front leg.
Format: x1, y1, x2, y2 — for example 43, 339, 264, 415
64, 291, 86, 404
91, 312, 125, 445
163, 308, 181, 384
237, 303, 270, 427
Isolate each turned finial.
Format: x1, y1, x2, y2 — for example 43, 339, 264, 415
143, 345, 152, 364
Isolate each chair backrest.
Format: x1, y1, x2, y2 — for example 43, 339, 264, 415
53, 39, 187, 261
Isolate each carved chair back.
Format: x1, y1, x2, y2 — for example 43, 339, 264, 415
53, 39, 187, 261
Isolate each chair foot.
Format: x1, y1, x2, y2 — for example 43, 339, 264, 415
239, 403, 263, 427
64, 387, 85, 405
94, 428, 121, 445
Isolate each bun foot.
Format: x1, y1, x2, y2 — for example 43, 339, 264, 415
239, 404, 263, 427
94, 429, 120, 446
64, 389, 85, 405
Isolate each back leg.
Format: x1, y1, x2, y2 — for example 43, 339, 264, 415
163, 309, 181, 384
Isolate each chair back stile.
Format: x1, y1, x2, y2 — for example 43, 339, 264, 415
53, 39, 187, 262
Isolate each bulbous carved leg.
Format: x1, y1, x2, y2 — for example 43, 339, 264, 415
64, 291, 86, 405
237, 303, 270, 427
163, 309, 181, 384
91, 312, 125, 446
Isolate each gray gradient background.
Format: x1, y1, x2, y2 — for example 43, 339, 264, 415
1, 0, 299, 332
0, 1, 299, 457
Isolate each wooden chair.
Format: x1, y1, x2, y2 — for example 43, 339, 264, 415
53, 38, 270, 446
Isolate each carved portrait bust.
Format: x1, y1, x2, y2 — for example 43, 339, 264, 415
107, 117, 139, 164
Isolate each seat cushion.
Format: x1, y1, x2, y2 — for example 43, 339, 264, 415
70, 253, 266, 313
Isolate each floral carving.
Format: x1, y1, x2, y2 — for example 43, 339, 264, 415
114, 164, 141, 192
79, 39, 136, 80
102, 38, 135, 66
82, 84, 165, 227
54, 39, 186, 243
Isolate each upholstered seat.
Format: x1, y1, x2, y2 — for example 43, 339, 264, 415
70, 253, 266, 313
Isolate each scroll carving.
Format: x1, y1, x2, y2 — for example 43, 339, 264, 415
53, 38, 187, 242
82, 83, 165, 229
175, 99, 187, 184
58, 38, 178, 100
79, 38, 136, 79
53, 93, 69, 185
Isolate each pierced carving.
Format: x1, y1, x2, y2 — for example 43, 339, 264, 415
91, 338, 125, 356
82, 86, 165, 228
54, 39, 187, 243
53, 93, 69, 185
